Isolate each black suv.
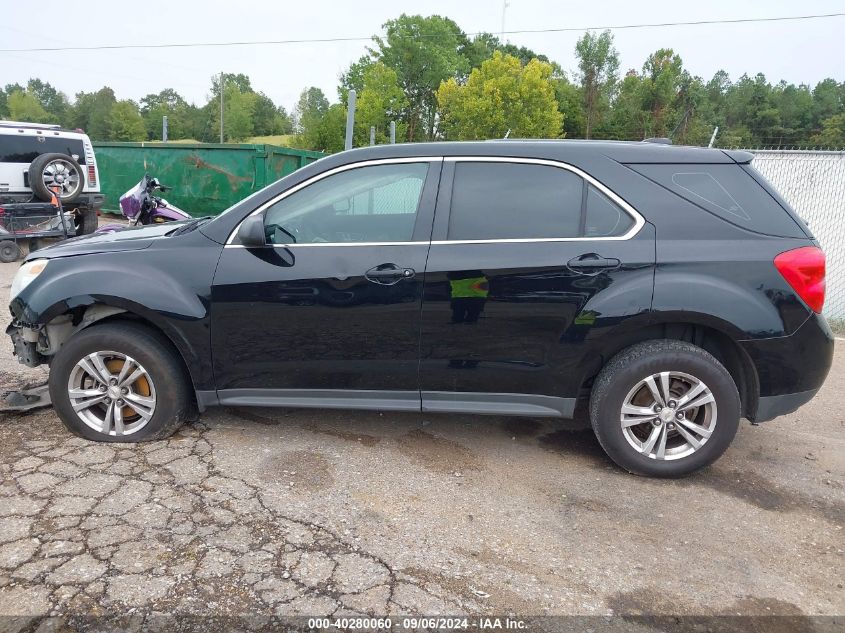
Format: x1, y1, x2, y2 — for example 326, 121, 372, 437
7, 141, 833, 477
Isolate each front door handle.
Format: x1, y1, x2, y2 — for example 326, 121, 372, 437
567, 253, 621, 273
365, 263, 415, 285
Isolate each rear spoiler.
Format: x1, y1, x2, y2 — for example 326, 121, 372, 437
722, 149, 754, 164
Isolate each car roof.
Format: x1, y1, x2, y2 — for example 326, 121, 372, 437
0, 120, 86, 136
324, 139, 749, 165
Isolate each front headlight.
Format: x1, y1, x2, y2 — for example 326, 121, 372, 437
10, 259, 49, 301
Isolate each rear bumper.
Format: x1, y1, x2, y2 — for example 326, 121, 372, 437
740, 313, 834, 421
0, 192, 103, 210
755, 388, 819, 423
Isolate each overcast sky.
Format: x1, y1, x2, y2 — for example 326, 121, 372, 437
2, 0, 843, 112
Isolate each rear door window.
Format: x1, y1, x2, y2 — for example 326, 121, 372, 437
448, 162, 584, 240
447, 162, 637, 241
629, 163, 806, 238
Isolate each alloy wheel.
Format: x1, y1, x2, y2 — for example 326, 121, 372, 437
67, 351, 156, 436
620, 371, 717, 460
41, 158, 81, 199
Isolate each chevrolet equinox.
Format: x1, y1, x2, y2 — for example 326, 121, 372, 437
7, 141, 833, 477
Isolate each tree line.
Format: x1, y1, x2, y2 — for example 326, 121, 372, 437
2, 14, 843, 151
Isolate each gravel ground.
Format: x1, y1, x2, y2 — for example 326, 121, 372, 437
0, 257, 842, 630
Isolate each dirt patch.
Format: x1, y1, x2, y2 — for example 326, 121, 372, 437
224, 408, 291, 426
260, 450, 334, 491
607, 588, 816, 633
685, 468, 844, 526
501, 418, 544, 438
308, 427, 381, 447
396, 429, 481, 474
537, 428, 608, 463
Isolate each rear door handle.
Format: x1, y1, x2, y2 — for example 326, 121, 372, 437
567, 253, 621, 273
365, 263, 415, 285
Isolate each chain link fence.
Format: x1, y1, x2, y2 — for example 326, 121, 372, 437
746, 150, 845, 326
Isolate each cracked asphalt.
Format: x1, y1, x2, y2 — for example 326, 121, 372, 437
0, 259, 842, 630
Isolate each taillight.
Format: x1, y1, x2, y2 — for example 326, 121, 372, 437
87, 165, 97, 187
774, 246, 826, 313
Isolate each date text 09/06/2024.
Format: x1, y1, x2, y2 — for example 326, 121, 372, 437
307, 617, 528, 630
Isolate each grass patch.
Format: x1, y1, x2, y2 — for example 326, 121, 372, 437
248, 134, 296, 147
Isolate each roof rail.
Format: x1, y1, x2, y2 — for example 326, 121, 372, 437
0, 120, 62, 130
642, 137, 672, 145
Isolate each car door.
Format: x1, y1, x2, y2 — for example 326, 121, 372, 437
419, 157, 655, 417
211, 158, 442, 410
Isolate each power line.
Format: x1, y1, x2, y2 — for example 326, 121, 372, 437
0, 12, 843, 53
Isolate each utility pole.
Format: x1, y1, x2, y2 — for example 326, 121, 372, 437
708, 126, 719, 148
500, 0, 509, 41
389, 121, 396, 144
344, 89, 357, 151
219, 71, 224, 143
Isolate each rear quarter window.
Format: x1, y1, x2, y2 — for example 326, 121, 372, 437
629, 163, 807, 238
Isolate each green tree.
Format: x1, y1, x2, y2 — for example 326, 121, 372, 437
109, 100, 146, 141
212, 85, 257, 142
26, 79, 69, 124
638, 48, 684, 138
811, 78, 843, 128
605, 71, 647, 139
295, 87, 329, 135
354, 62, 408, 144
554, 77, 585, 138
299, 103, 346, 153
69, 88, 116, 140
574, 30, 619, 138
462, 32, 549, 70
7, 90, 53, 123
373, 14, 469, 140
437, 52, 562, 140
140, 88, 190, 140
339, 55, 374, 103
810, 113, 845, 147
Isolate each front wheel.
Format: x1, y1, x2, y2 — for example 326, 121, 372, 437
589, 340, 740, 477
49, 322, 191, 442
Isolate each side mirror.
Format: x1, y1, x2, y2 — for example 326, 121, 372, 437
237, 213, 266, 248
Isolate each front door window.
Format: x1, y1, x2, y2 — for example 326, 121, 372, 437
263, 163, 430, 244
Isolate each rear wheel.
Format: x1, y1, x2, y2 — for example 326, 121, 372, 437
73, 206, 98, 235
0, 240, 21, 263
49, 323, 191, 442
589, 340, 740, 477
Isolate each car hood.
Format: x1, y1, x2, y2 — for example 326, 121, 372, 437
25, 222, 182, 260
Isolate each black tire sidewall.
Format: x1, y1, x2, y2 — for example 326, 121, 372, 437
48, 324, 189, 442
591, 346, 740, 477
0, 240, 21, 263
29, 153, 84, 204
74, 206, 98, 235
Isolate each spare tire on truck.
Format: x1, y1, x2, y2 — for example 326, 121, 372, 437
29, 153, 84, 204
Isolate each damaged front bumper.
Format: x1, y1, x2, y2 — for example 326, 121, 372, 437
6, 321, 45, 367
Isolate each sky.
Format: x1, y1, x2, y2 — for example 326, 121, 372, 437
1, 0, 843, 113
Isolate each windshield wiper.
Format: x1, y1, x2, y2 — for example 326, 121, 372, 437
169, 216, 211, 236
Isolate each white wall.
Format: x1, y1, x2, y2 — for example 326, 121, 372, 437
749, 151, 845, 320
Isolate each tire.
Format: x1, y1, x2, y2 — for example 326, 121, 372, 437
48, 322, 191, 442
589, 340, 740, 478
29, 153, 84, 204
73, 206, 98, 235
0, 240, 21, 263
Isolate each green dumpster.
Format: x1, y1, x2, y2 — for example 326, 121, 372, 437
92, 142, 325, 217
